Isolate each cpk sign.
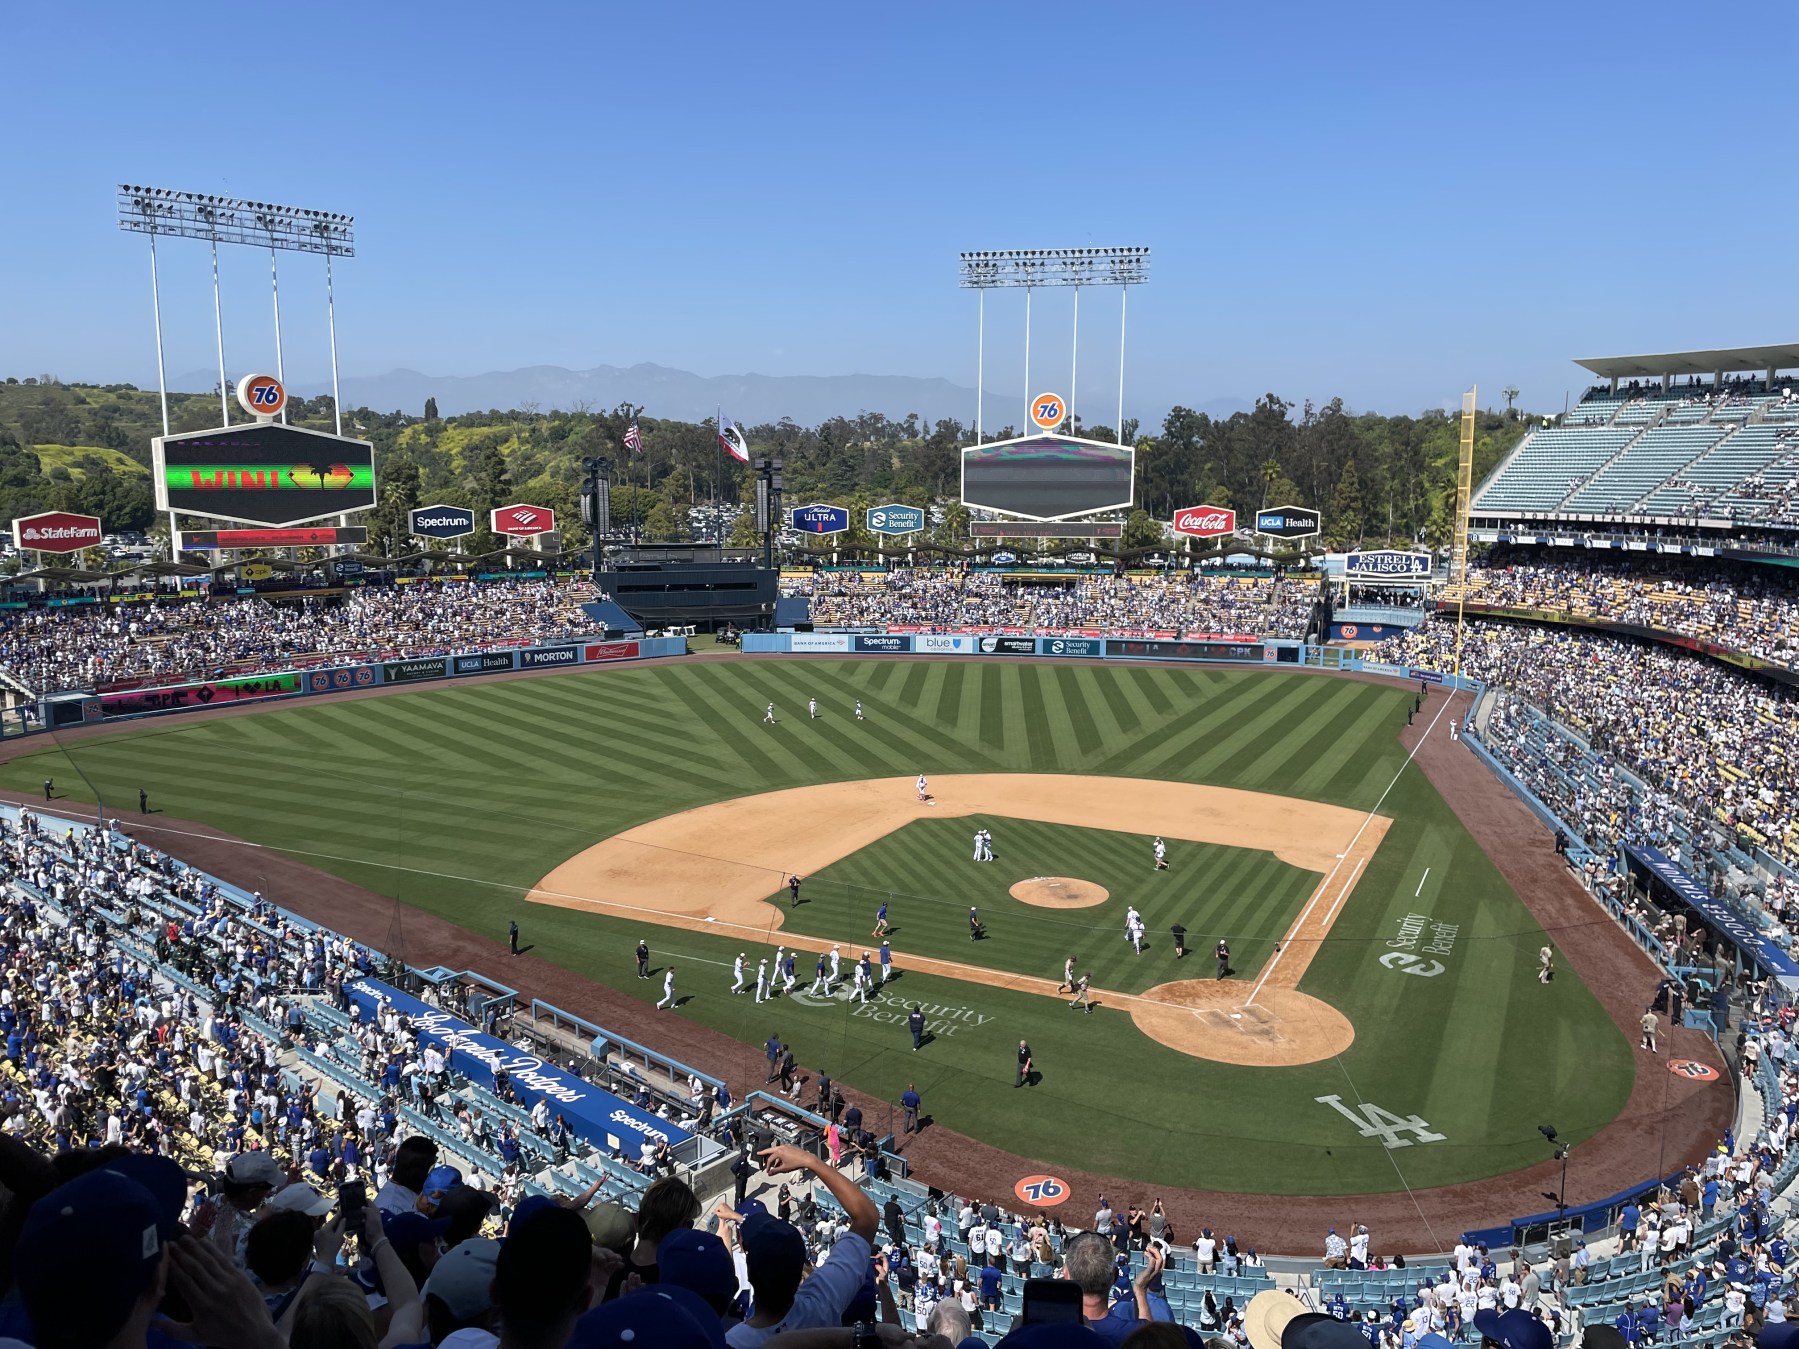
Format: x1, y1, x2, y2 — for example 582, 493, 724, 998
13, 511, 102, 553
1172, 505, 1236, 539
491, 504, 556, 537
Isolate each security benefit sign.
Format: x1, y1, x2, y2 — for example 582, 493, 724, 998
154, 423, 377, 528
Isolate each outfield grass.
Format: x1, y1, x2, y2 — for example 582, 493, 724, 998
784, 817, 1316, 995
2, 659, 1635, 1192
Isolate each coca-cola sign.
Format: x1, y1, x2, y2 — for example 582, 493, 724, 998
1172, 505, 1237, 539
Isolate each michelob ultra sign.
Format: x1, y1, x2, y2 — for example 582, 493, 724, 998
154, 423, 378, 528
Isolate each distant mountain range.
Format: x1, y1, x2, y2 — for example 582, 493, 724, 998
173, 361, 1251, 429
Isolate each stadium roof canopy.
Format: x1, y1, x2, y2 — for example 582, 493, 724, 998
1576, 343, 1799, 379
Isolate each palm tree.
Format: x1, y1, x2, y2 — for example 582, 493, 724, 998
1502, 386, 1520, 418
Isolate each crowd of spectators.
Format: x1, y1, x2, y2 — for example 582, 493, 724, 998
787, 568, 1316, 639
1371, 620, 1799, 871
1, 776, 1796, 1349
1445, 556, 1799, 673
0, 577, 600, 695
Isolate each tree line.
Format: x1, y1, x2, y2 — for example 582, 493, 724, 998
0, 375, 1530, 557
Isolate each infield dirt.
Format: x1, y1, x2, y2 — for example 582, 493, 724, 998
528, 773, 1387, 1066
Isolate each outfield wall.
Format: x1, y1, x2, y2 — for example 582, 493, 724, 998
22, 636, 688, 732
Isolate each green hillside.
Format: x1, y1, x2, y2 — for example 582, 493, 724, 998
0, 374, 1531, 556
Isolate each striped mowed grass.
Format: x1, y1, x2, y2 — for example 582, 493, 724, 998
3, 658, 1635, 1192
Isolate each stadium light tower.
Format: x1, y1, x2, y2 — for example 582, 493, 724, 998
117, 187, 357, 435
959, 247, 1149, 444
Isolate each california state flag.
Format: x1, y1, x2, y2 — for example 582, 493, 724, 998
718, 413, 751, 463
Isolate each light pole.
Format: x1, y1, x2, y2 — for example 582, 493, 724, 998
1539, 1124, 1570, 1227
958, 247, 1149, 442
582, 457, 611, 583
755, 457, 784, 571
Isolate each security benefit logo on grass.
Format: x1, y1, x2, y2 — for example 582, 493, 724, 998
790, 985, 991, 1037
1378, 911, 1458, 977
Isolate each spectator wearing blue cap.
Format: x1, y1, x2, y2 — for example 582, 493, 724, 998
566, 1284, 727, 1349
494, 1204, 595, 1349
722, 1144, 878, 1348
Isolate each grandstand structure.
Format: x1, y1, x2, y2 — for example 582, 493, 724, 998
1472, 344, 1799, 532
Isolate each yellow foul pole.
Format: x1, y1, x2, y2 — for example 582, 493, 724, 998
1452, 387, 1476, 678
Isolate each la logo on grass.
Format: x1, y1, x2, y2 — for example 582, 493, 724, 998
1314, 1095, 1446, 1149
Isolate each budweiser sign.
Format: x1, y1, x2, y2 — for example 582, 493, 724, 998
490, 504, 556, 537
12, 511, 103, 553
1172, 505, 1236, 539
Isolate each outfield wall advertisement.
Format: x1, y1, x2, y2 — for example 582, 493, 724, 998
743, 633, 1303, 664
71, 636, 684, 726
94, 672, 304, 718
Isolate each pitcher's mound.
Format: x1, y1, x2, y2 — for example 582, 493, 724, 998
1130, 980, 1355, 1066
1010, 876, 1110, 908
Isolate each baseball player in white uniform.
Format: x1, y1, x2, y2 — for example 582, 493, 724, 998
972, 829, 984, 862
1058, 956, 1076, 994
808, 697, 818, 719
1124, 906, 1141, 942
755, 959, 769, 1003
656, 967, 677, 1010
732, 953, 746, 994
1153, 837, 1167, 870
916, 774, 929, 801
851, 961, 870, 1004
763, 702, 775, 725
855, 701, 864, 721
829, 944, 842, 985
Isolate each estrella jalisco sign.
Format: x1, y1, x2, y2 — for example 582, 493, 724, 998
1343, 549, 1432, 580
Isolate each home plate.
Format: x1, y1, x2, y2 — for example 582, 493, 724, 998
1230, 1013, 1242, 1020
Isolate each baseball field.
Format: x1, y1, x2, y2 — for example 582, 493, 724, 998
3, 657, 1643, 1204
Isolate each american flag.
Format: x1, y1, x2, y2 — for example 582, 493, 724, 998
623, 418, 642, 454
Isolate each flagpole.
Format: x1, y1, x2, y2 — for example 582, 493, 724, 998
715, 405, 722, 544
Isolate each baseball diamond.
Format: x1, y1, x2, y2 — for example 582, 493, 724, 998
0, 650, 1718, 1253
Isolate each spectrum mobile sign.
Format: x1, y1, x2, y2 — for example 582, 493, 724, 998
409, 504, 477, 540
154, 423, 377, 527
13, 511, 103, 553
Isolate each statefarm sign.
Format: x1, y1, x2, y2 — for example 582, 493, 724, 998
1172, 505, 1236, 539
13, 511, 103, 553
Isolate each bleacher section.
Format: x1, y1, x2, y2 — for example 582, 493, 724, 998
1467, 428, 1638, 512
1560, 426, 1727, 512
1475, 376, 1799, 523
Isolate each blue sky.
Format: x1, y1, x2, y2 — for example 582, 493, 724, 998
1, 1, 1791, 423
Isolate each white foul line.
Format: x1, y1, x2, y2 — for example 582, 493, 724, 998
1245, 690, 1456, 1007
1414, 867, 1430, 898
1323, 856, 1367, 926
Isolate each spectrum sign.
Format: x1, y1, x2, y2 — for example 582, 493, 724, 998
409, 504, 477, 540
154, 423, 377, 527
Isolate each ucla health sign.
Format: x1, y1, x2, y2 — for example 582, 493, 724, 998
867, 504, 925, 535
791, 503, 850, 535
346, 979, 692, 1152
1344, 549, 1432, 580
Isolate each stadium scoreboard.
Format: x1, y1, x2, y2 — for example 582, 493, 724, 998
961, 433, 1135, 521
154, 422, 378, 528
